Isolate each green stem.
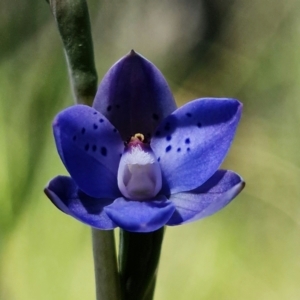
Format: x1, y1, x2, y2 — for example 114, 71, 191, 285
47, 0, 98, 106
119, 228, 165, 300
92, 229, 121, 300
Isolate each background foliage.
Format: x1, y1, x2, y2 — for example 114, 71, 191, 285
0, 0, 299, 299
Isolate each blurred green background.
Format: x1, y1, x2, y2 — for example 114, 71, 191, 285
0, 0, 299, 299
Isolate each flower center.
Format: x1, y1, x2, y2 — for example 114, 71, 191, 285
117, 134, 162, 200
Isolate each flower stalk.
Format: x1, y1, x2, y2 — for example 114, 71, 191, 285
47, 0, 98, 106
92, 229, 121, 300
119, 228, 165, 300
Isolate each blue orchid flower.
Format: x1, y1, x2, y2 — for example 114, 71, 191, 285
45, 51, 245, 233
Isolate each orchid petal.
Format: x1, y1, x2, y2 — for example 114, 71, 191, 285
151, 98, 242, 194
53, 105, 124, 198
93, 50, 177, 140
104, 196, 175, 232
167, 170, 245, 225
44, 176, 116, 230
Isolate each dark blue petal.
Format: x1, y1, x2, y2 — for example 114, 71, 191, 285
44, 176, 117, 230
167, 170, 245, 226
151, 98, 242, 194
93, 50, 177, 140
104, 196, 175, 232
53, 105, 124, 198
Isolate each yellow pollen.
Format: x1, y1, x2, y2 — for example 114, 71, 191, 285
130, 133, 144, 143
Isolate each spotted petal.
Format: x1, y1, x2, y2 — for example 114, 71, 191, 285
93, 50, 177, 140
167, 170, 245, 225
53, 104, 124, 198
44, 176, 116, 230
151, 98, 242, 194
104, 196, 175, 232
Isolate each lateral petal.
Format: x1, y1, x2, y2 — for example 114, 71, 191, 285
53, 104, 124, 198
167, 170, 245, 225
151, 98, 242, 194
45, 176, 116, 230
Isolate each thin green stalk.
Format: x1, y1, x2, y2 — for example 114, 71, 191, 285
47, 0, 98, 106
92, 229, 121, 300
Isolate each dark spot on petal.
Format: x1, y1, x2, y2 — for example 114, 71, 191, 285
166, 135, 172, 141
115, 104, 120, 109
185, 138, 190, 144
166, 145, 172, 152
187, 147, 191, 152
177, 147, 181, 152
81, 127, 86, 134
85, 143, 89, 151
157, 157, 161, 162
73, 135, 77, 141
113, 128, 117, 133
155, 130, 161, 137
119, 153, 122, 157
93, 112, 97, 115
197, 122, 202, 127
99, 119, 104, 123
92, 145, 97, 152
164, 122, 171, 131
152, 113, 159, 121
101, 147, 107, 156
93, 124, 98, 130
186, 112, 192, 117
107, 105, 112, 112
